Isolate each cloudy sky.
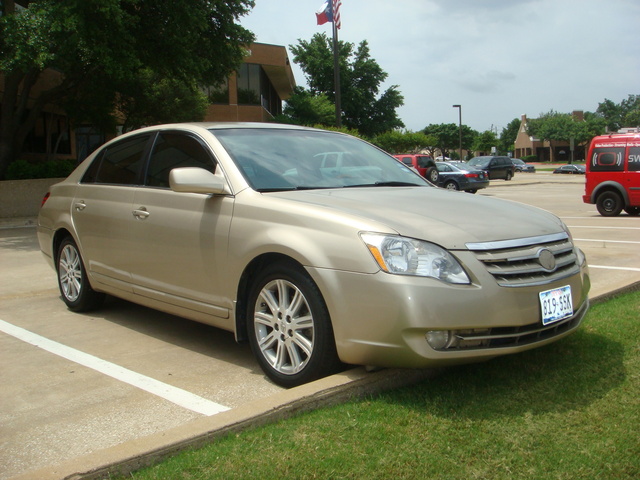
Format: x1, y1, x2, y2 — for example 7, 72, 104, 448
240, 0, 640, 133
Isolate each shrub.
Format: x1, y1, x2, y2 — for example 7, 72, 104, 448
6, 158, 76, 180
522, 155, 538, 163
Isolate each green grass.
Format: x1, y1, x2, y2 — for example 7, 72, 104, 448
120, 290, 640, 480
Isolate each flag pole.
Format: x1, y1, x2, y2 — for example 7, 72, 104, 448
332, 18, 342, 127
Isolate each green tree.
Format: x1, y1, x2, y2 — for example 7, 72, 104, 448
0, 0, 255, 179
498, 118, 521, 154
527, 110, 606, 162
290, 33, 404, 136
275, 86, 336, 126
473, 130, 498, 155
371, 130, 438, 155
596, 95, 640, 131
422, 123, 476, 158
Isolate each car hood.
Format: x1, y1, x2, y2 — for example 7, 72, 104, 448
271, 187, 564, 250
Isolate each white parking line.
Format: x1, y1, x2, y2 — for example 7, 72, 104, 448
574, 238, 640, 245
0, 319, 230, 416
589, 265, 640, 272
568, 225, 640, 230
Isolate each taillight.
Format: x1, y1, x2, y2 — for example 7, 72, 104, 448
465, 173, 478, 178
41, 192, 50, 207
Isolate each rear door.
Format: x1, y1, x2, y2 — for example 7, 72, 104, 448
72, 133, 152, 291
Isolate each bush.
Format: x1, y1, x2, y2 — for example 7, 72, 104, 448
522, 155, 538, 163
6, 158, 76, 180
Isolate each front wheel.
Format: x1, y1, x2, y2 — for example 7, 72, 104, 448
57, 237, 105, 311
596, 191, 624, 217
247, 262, 342, 387
505, 170, 513, 181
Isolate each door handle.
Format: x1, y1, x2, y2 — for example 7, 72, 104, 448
132, 208, 150, 219
74, 201, 86, 211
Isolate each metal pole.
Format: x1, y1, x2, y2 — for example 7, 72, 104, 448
453, 105, 462, 161
332, 21, 342, 127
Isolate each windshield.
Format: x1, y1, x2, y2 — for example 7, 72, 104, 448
468, 157, 490, 168
211, 128, 429, 191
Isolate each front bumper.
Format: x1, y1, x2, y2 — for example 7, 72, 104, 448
307, 255, 590, 368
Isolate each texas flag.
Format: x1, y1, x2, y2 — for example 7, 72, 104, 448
316, 1, 342, 29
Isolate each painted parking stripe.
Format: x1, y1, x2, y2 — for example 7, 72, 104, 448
568, 225, 640, 230
0, 319, 230, 416
589, 265, 640, 272
574, 238, 640, 245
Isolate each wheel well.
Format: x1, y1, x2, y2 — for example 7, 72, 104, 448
593, 183, 629, 206
234, 253, 306, 343
52, 229, 73, 263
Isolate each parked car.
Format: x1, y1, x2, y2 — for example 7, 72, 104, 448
553, 164, 585, 174
467, 156, 515, 180
38, 123, 590, 388
511, 158, 536, 173
392, 154, 438, 183
436, 162, 489, 193
583, 133, 640, 216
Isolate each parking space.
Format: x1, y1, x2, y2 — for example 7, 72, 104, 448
1, 172, 639, 479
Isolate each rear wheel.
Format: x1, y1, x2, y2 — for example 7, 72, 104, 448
444, 180, 459, 191
56, 237, 105, 311
247, 261, 342, 387
505, 170, 513, 181
596, 191, 624, 217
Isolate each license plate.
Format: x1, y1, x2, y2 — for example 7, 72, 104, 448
539, 285, 573, 325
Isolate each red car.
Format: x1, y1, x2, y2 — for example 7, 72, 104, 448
393, 154, 438, 183
582, 133, 640, 216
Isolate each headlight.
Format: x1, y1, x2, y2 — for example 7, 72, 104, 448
360, 233, 470, 284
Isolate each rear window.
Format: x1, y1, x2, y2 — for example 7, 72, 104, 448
416, 156, 432, 168
82, 134, 151, 185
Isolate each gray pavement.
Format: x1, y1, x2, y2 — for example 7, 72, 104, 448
1, 172, 639, 480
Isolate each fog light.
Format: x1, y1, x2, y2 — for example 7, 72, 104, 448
426, 330, 453, 350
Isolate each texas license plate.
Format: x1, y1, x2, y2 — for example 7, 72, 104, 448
539, 285, 573, 325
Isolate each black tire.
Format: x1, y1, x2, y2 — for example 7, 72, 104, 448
467, 189, 478, 194
624, 206, 640, 216
444, 180, 459, 191
56, 237, 105, 312
247, 261, 342, 388
596, 191, 624, 217
505, 170, 513, 181
426, 167, 439, 184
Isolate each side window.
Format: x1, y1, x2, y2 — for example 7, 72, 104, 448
628, 147, 640, 171
81, 134, 150, 185
417, 156, 431, 168
145, 132, 217, 188
590, 147, 625, 172
400, 157, 413, 166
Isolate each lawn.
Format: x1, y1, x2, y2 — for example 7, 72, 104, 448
120, 290, 640, 480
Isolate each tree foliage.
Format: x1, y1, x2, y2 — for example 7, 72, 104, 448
289, 33, 404, 137
596, 95, 640, 131
498, 118, 521, 154
275, 86, 336, 127
0, 0, 255, 179
371, 130, 437, 155
473, 130, 498, 155
422, 123, 476, 158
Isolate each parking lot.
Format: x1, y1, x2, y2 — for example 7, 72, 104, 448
1, 172, 639, 480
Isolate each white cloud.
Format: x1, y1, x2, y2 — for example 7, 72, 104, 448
241, 0, 640, 132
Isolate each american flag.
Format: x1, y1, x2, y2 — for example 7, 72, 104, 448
332, 0, 342, 29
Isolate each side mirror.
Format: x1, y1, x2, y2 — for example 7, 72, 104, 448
169, 167, 229, 195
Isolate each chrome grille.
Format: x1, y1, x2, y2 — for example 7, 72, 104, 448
466, 232, 580, 287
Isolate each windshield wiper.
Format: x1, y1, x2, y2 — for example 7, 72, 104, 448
345, 181, 422, 188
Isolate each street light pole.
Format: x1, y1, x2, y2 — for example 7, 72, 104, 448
452, 105, 462, 161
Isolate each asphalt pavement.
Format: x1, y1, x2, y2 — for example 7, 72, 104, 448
1, 171, 639, 480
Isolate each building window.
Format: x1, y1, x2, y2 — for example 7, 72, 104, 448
203, 80, 229, 104
237, 63, 261, 105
